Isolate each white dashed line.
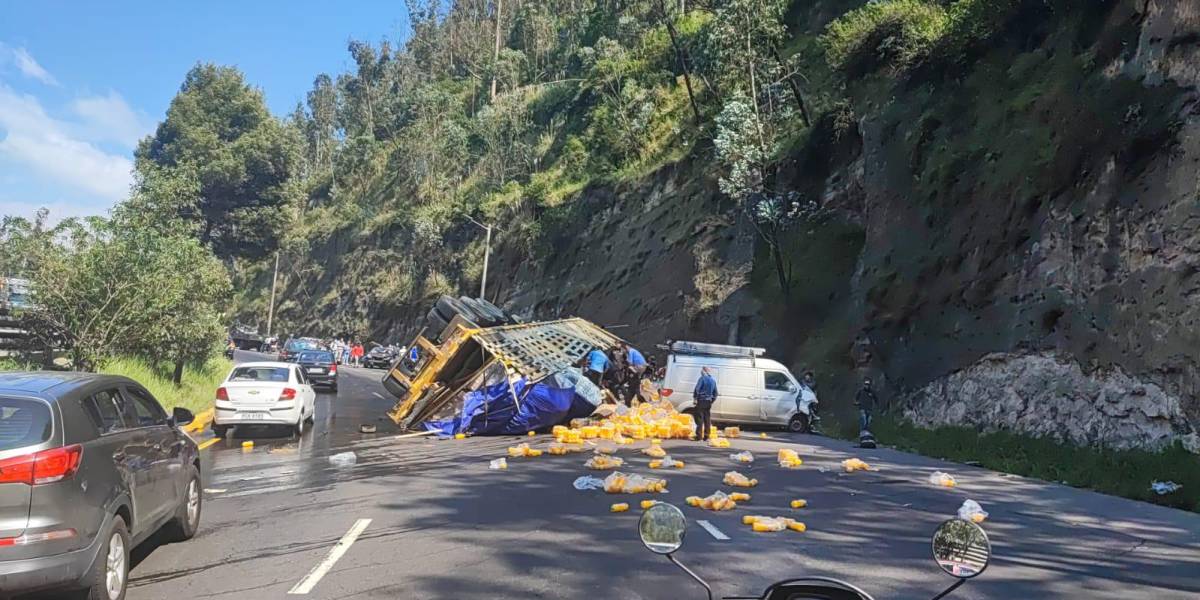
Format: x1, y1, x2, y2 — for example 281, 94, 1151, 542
696, 520, 729, 540
288, 518, 372, 595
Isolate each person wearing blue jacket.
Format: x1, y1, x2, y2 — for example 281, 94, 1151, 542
693, 367, 718, 441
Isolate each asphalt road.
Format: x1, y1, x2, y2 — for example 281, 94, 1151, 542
106, 350, 1199, 599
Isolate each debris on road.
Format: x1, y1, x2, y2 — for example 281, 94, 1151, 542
455, 433, 466, 440
730, 451, 754, 464
708, 437, 732, 448
603, 471, 667, 493
1151, 480, 1182, 495
241, 441, 254, 450
360, 424, 377, 433
329, 451, 357, 466
585, 455, 624, 469
929, 471, 958, 488
549, 442, 587, 455
574, 475, 605, 490
958, 499, 989, 523
729, 492, 751, 502
778, 448, 803, 468
610, 502, 630, 512
640, 500, 659, 509
688, 491, 737, 511
724, 471, 758, 487
507, 443, 543, 457
790, 499, 808, 509
842, 458, 874, 472
744, 516, 806, 533
489, 458, 508, 470
643, 444, 667, 458
649, 456, 685, 469
724, 426, 741, 438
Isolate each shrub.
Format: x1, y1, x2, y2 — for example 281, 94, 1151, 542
821, 0, 949, 73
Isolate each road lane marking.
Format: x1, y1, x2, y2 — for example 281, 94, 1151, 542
203, 488, 226, 494
372, 392, 386, 400
288, 518, 372, 595
197, 438, 220, 451
696, 520, 729, 540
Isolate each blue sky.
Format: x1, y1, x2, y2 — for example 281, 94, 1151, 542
0, 1, 410, 221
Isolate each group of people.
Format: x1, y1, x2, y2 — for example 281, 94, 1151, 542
329, 339, 366, 366
581, 341, 656, 405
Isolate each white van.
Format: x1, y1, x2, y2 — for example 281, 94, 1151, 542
658, 341, 816, 432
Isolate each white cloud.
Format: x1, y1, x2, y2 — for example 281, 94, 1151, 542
0, 85, 133, 201
2, 45, 58, 86
71, 91, 153, 148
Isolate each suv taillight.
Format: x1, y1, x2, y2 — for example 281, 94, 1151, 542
216, 386, 229, 401
279, 387, 297, 401
329, 364, 337, 374
0, 445, 83, 486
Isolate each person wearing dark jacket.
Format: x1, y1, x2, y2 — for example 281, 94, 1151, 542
855, 378, 878, 432
693, 367, 718, 441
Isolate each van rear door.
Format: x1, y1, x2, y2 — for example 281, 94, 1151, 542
0, 397, 53, 540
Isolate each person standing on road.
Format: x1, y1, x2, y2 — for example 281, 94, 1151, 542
583, 346, 608, 388
693, 367, 717, 441
855, 377, 878, 432
352, 342, 365, 367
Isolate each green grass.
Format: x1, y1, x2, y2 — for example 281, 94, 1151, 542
848, 416, 1200, 513
99, 354, 232, 414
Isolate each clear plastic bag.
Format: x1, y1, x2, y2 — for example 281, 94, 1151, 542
548, 442, 585, 455
573, 475, 605, 490
585, 455, 625, 470
329, 452, 356, 466
507, 443, 542, 457
603, 471, 667, 494
929, 471, 957, 487
723, 470, 758, 488
489, 458, 508, 470
778, 448, 802, 468
730, 451, 755, 464
744, 515, 806, 533
707, 437, 731, 448
688, 491, 737, 511
957, 499, 988, 523
594, 442, 618, 455
649, 455, 685, 469
642, 444, 667, 458
842, 458, 872, 472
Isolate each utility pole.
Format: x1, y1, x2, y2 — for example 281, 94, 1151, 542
266, 251, 279, 338
491, 0, 503, 100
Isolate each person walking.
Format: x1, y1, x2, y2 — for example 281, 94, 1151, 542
351, 342, 365, 367
692, 367, 718, 441
855, 377, 878, 432
583, 346, 608, 388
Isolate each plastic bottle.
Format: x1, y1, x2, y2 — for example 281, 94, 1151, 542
611, 503, 630, 512
791, 499, 808, 509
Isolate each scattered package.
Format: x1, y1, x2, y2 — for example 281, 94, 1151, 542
929, 471, 957, 488
723, 471, 758, 488
489, 458, 508, 470
640, 500, 660, 509
729, 492, 751, 502
790, 499, 808, 509
594, 442, 618, 455
957, 499, 988, 523
649, 456, 685, 469
730, 451, 755, 464
724, 426, 741, 438
507, 443, 543, 458
573, 476, 606, 490
585, 455, 625, 470
604, 471, 668, 494
329, 452, 357, 466
548, 443, 587, 455
778, 449, 803, 468
643, 444, 668, 458
686, 491, 737, 511
842, 458, 873, 472
610, 503, 630, 513
743, 515, 806, 533
708, 437, 732, 449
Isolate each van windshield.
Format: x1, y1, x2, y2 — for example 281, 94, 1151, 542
0, 398, 52, 451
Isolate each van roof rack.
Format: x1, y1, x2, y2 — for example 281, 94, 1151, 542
661, 340, 766, 358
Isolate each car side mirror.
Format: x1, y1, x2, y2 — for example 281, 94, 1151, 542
787, 383, 798, 393
173, 407, 195, 427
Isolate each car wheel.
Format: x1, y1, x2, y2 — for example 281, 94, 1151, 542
78, 514, 129, 600
211, 424, 229, 438
330, 383, 338, 393
164, 466, 201, 542
787, 414, 807, 433
294, 416, 306, 438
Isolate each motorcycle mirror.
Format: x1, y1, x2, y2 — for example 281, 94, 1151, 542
931, 518, 991, 579
639, 503, 687, 555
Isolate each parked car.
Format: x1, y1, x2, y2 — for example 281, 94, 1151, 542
296, 350, 338, 392
212, 362, 317, 438
277, 337, 320, 362
0, 372, 201, 600
363, 345, 398, 370
657, 341, 816, 432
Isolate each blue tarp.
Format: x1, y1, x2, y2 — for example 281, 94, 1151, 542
424, 370, 598, 436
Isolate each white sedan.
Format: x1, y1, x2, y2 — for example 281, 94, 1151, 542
212, 361, 317, 437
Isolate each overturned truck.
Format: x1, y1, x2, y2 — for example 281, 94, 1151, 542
381, 295, 622, 432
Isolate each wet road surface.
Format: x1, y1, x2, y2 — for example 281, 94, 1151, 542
61, 351, 1200, 599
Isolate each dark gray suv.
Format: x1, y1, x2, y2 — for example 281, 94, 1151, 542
0, 373, 202, 600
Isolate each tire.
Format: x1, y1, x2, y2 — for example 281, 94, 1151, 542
381, 373, 410, 399
434, 295, 477, 325
79, 514, 130, 600
458, 297, 499, 326
473, 298, 512, 324
788, 414, 807, 433
425, 308, 450, 342
211, 424, 229, 438
163, 466, 201, 542
294, 414, 306, 437
329, 383, 338, 393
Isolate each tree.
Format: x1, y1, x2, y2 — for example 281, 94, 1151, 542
134, 64, 300, 262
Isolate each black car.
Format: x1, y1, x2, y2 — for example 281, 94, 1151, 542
0, 372, 201, 600
278, 337, 321, 362
296, 350, 338, 391
363, 346, 398, 370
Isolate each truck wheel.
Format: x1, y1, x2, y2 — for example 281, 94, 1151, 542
472, 298, 512, 324
425, 308, 450, 342
381, 373, 410, 399
788, 414, 808, 433
434, 295, 477, 325
459, 297, 500, 326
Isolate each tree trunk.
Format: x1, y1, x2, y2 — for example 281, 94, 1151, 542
658, 0, 702, 124
771, 241, 790, 301
173, 358, 185, 386
491, 0, 503, 100
770, 44, 811, 127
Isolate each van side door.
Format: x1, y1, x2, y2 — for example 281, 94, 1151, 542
712, 367, 764, 423
761, 371, 800, 424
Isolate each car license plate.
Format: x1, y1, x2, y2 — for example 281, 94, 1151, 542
240, 412, 269, 420
308, 367, 323, 374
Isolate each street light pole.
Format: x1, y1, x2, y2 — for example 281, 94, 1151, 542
266, 251, 279, 338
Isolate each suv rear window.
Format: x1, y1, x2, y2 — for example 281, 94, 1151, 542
298, 351, 333, 363
0, 398, 52, 451
286, 340, 317, 352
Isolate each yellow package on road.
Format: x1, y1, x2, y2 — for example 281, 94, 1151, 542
723, 471, 758, 488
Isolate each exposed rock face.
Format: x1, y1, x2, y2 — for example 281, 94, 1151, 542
903, 352, 1199, 452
